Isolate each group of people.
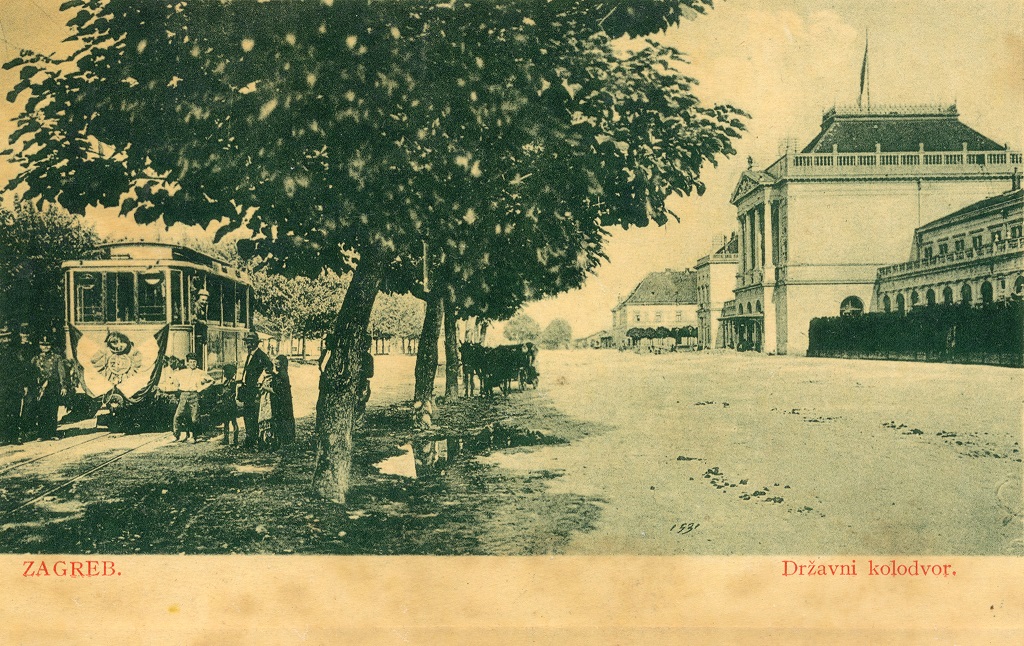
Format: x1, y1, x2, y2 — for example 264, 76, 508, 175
0, 325, 71, 445
171, 331, 295, 450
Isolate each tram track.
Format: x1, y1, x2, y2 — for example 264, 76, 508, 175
0, 434, 169, 520
0, 432, 116, 478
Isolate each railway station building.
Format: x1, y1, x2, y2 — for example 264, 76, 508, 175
874, 184, 1024, 311
724, 104, 1022, 355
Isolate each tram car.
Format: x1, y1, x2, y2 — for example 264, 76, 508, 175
62, 242, 253, 428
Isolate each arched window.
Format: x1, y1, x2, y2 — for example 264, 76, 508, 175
1015, 275, 1024, 297
926, 289, 936, 306
981, 281, 994, 304
746, 302, 752, 314
883, 295, 891, 312
755, 300, 762, 313
942, 286, 954, 305
895, 293, 906, 314
910, 291, 919, 308
960, 283, 972, 305
840, 296, 864, 317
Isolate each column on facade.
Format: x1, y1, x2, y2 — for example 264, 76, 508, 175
763, 188, 775, 280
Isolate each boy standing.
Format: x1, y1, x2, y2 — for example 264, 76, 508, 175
173, 352, 213, 442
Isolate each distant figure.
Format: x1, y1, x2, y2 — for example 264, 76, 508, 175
28, 335, 68, 441
216, 363, 241, 446
0, 326, 31, 445
239, 331, 273, 449
271, 355, 295, 445
173, 352, 213, 443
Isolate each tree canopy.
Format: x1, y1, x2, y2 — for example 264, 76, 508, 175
504, 313, 541, 343
0, 199, 104, 336
539, 318, 573, 349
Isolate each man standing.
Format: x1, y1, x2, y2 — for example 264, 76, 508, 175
173, 352, 213, 442
239, 331, 272, 449
0, 327, 30, 444
29, 335, 68, 441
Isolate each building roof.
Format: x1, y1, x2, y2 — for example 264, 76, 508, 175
801, 105, 1005, 154
615, 269, 697, 309
917, 188, 1023, 234
714, 233, 739, 256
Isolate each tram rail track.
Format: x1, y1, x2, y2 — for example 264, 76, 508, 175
0, 433, 169, 520
0, 432, 116, 478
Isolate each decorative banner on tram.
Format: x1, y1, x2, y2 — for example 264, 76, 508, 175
69, 325, 170, 403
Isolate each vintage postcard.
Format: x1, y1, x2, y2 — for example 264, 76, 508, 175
0, 0, 1021, 642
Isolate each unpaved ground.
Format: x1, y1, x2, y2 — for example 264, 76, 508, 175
0, 351, 1020, 555
483, 350, 1023, 555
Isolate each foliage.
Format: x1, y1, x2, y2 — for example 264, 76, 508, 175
250, 268, 349, 341
539, 318, 573, 350
504, 313, 541, 343
0, 199, 104, 335
370, 292, 425, 340
808, 302, 1024, 367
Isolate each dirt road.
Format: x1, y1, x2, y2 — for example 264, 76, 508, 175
482, 350, 1023, 555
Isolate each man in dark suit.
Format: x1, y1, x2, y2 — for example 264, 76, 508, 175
238, 331, 273, 449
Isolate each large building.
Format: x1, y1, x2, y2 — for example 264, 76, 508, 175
695, 234, 739, 349
724, 104, 1022, 354
875, 185, 1023, 311
611, 269, 698, 347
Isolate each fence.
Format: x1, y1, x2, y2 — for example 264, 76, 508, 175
807, 301, 1024, 367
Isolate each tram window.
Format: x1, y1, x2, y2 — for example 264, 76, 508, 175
224, 281, 236, 325
208, 277, 223, 324
238, 287, 249, 326
171, 270, 184, 324
74, 272, 104, 323
105, 272, 137, 322
138, 270, 167, 322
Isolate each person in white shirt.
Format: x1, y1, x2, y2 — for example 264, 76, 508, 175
173, 352, 213, 443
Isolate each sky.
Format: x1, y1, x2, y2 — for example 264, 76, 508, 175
1, 0, 1021, 338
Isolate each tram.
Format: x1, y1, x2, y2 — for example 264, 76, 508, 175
62, 242, 253, 423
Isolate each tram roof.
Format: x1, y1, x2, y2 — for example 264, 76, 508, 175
62, 242, 250, 285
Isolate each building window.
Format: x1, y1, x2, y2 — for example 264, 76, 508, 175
981, 281, 993, 304
910, 291, 919, 308
634, 313, 641, 323
1011, 224, 1023, 239
960, 283, 972, 305
840, 296, 863, 317
938, 243, 948, 255
675, 311, 682, 322
954, 239, 965, 252
1015, 276, 1024, 297
991, 229, 1003, 243
654, 311, 663, 323
923, 246, 933, 259
755, 300, 762, 313
972, 235, 983, 249
942, 286, 954, 305
882, 295, 891, 312
926, 289, 936, 306
895, 293, 905, 314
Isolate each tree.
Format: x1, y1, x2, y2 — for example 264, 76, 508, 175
4, 0, 744, 502
539, 319, 573, 350
504, 314, 541, 344
251, 268, 349, 344
0, 199, 103, 336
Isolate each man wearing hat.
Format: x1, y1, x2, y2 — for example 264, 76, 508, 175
239, 331, 272, 449
28, 334, 68, 441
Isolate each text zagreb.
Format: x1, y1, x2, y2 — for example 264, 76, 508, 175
781, 559, 956, 577
23, 560, 119, 578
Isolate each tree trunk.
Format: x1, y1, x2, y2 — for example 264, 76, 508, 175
479, 320, 489, 345
413, 291, 443, 428
443, 292, 461, 399
312, 250, 383, 503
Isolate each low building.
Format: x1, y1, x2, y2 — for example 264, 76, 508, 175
574, 329, 614, 349
695, 234, 739, 349
611, 269, 698, 347
875, 184, 1024, 310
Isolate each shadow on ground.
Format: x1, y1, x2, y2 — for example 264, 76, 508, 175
0, 392, 608, 555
